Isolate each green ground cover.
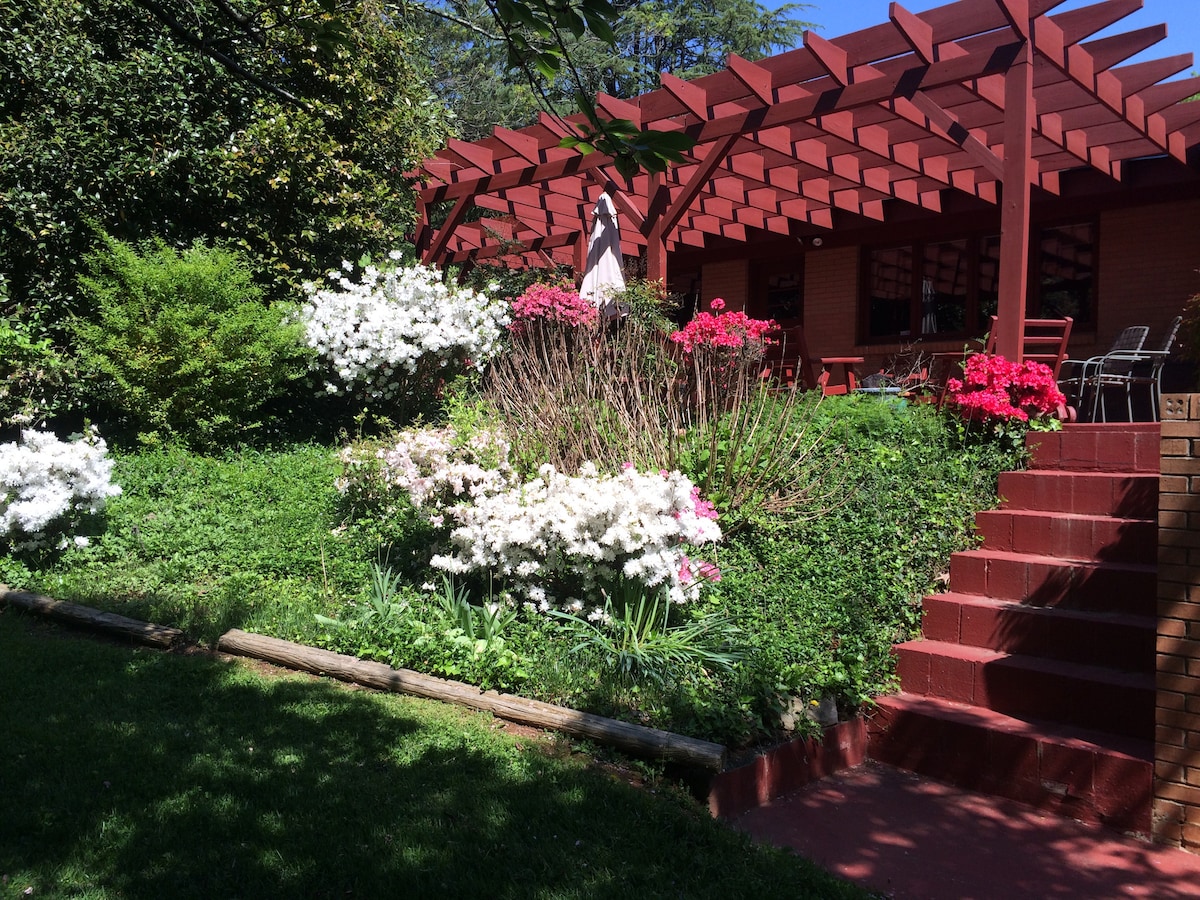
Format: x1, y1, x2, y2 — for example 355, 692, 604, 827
0, 394, 1020, 748
0, 612, 866, 900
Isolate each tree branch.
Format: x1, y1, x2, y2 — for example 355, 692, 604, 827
132, 0, 309, 108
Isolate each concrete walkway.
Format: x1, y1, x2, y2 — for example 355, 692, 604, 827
737, 761, 1200, 899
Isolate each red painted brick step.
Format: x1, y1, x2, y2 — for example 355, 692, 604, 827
974, 509, 1155, 563
947, 550, 1156, 614
921, 593, 1154, 671
997, 470, 1158, 517
894, 640, 1154, 740
1027, 423, 1161, 473
869, 692, 1153, 832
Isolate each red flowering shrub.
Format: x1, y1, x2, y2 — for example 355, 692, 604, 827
668, 299, 777, 354
509, 282, 598, 331
945, 353, 1065, 424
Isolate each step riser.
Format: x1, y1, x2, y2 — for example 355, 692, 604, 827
975, 510, 1156, 563
922, 596, 1155, 671
997, 471, 1158, 517
1027, 425, 1160, 474
949, 553, 1156, 615
895, 646, 1153, 740
868, 699, 1152, 832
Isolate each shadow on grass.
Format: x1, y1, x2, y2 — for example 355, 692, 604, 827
0, 612, 863, 900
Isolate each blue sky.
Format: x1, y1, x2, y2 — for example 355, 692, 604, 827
781, 0, 1197, 81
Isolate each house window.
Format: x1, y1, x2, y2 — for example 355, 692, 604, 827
750, 260, 804, 326
1036, 221, 1095, 326
862, 221, 1096, 341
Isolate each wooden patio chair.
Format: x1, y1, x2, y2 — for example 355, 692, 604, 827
760, 325, 817, 390
933, 315, 1074, 407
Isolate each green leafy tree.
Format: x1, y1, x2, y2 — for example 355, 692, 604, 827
1, 0, 451, 327
417, 0, 813, 139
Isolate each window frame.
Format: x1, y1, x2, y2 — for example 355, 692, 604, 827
858, 217, 1098, 344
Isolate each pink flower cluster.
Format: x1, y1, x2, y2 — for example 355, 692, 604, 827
668, 298, 777, 353
509, 282, 599, 331
678, 554, 721, 585
945, 354, 1066, 424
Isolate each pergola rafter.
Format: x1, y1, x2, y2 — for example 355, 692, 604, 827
411, 0, 1199, 357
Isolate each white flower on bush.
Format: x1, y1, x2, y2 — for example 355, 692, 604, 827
430, 462, 722, 607
298, 261, 510, 399
0, 427, 121, 549
337, 426, 517, 515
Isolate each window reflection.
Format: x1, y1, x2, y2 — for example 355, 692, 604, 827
1038, 222, 1094, 325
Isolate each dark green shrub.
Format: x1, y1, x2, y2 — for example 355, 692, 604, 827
73, 233, 312, 448
0, 275, 73, 430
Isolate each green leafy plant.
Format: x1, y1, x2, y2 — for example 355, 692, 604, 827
435, 575, 517, 653
73, 232, 312, 448
553, 580, 744, 689
0, 314, 71, 430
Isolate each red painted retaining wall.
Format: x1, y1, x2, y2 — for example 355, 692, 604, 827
707, 718, 868, 820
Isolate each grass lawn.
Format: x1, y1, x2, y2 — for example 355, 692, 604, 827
0, 611, 867, 899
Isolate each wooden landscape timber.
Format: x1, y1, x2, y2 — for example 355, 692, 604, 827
0, 585, 185, 649
218, 628, 728, 771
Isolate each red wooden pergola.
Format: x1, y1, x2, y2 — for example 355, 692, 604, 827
411, 0, 1200, 360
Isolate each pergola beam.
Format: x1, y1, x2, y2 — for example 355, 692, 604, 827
413, 0, 1200, 280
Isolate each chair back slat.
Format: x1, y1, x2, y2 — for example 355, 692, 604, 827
1157, 315, 1183, 354
1110, 325, 1150, 353
981, 315, 1074, 378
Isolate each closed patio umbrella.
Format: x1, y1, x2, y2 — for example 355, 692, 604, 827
579, 192, 626, 318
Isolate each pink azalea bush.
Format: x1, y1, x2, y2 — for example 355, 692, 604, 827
509, 282, 598, 331
944, 353, 1066, 424
668, 298, 776, 353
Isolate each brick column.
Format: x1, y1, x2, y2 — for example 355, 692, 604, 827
1155, 394, 1200, 852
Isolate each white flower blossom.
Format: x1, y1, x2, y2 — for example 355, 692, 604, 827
297, 261, 510, 400
1, 428, 121, 549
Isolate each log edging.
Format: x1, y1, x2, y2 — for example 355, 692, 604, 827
217, 628, 727, 770
0, 584, 185, 649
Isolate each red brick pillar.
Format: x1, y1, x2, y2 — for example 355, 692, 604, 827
1156, 393, 1200, 852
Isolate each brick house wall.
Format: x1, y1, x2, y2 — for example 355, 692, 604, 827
1155, 393, 1200, 853
1095, 199, 1200, 356
700, 259, 749, 311
802, 247, 859, 361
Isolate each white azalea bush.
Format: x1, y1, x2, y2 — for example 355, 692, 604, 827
430, 461, 722, 614
338, 425, 517, 520
339, 425, 723, 614
298, 259, 510, 404
0, 428, 122, 551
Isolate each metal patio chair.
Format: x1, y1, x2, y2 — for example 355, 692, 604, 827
1058, 325, 1150, 422
1080, 316, 1183, 422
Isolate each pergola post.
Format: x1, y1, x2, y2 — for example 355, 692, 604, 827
645, 171, 669, 284
996, 39, 1034, 361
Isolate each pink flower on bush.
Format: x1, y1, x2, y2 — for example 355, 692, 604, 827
678, 555, 721, 585
668, 298, 777, 354
945, 354, 1065, 424
509, 282, 598, 331
690, 485, 718, 521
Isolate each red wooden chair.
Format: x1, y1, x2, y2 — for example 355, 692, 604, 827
933, 315, 1074, 407
760, 325, 818, 390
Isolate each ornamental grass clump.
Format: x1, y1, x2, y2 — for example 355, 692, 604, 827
299, 258, 510, 410
0, 428, 121, 551
484, 288, 833, 529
